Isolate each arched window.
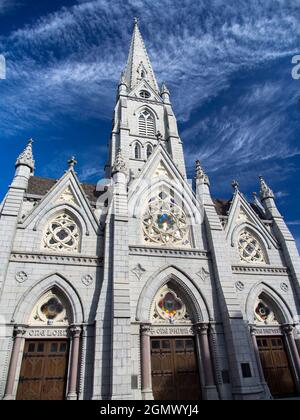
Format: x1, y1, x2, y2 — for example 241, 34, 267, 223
43, 212, 81, 253
254, 296, 280, 325
151, 283, 192, 324
146, 144, 153, 159
28, 288, 73, 326
134, 143, 141, 159
238, 230, 266, 264
139, 109, 155, 137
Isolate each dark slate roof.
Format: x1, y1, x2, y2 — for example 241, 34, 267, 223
213, 199, 232, 216
26, 176, 266, 219
27, 176, 57, 196
26, 176, 102, 204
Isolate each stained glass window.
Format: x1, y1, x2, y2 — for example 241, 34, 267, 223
151, 284, 191, 324
254, 299, 279, 325
143, 191, 190, 247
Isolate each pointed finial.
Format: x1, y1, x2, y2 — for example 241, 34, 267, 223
112, 148, 127, 175
134, 17, 139, 26
68, 156, 77, 169
232, 180, 240, 191
195, 160, 210, 185
259, 175, 274, 200
15, 138, 35, 172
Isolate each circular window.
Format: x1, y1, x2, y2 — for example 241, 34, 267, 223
140, 90, 151, 99
143, 192, 190, 247
43, 213, 80, 252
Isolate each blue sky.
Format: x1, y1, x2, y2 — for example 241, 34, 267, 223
0, 0, 300, 248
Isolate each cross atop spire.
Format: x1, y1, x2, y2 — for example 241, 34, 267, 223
123, 19, 159, 93
15, 138, 35, 173
68, 156, 77, 170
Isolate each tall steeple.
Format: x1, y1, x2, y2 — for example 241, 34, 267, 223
123, 18, 159, 93
15, 138, 35, 173
106, 19, 187, 179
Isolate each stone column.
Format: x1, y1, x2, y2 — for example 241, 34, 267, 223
196, 324, 219, 400
283, 325, 300, 393
67, 326, 82, 401
3, 326, 26, 400
250, 326, 272, 399
141, 325, 154, 400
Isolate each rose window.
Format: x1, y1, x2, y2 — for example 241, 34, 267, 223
238, 230, 265, 264
43, 213, 80, 252
143, 192, 190, 247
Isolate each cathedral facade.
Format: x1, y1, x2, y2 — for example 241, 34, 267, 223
0, 20, 300, 401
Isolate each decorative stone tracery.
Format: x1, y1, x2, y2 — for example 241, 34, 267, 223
29, 289, 72, 326
238, 230, 266, 264
43, 212, 81, 253
143, 191, 191, 247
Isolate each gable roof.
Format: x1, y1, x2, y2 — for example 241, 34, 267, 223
26, 176, 103, 205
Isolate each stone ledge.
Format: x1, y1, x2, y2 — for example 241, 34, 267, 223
129, 245, 209, 259
10, 251, 103, 267
232, 265, 288, 275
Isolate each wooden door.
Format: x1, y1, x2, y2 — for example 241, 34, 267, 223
257, 336, 296, 398
17, 340, 69, 401
151, 337, 201, 401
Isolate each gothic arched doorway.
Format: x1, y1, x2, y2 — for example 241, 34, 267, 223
140, 281, 218, 401
251, 294, 298, 399
6, 287, 82, 401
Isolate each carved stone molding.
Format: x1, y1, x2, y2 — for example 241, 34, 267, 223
10, 251, 103, 267
70, 326, 82, 338
130, 246, 208, 259
280, 283, 289, 293
282, 325, 294, 336
141, 324, 152, 336
232, 265, 288, 276
82, 275, 94, 287
196, 267, 210, 282
14, 326, 27, 337
195, 323, 209, 335
148, 325, 194, 337
235, 281, 245, 292
15, 271, 28, 284
132, 264, 146, 280
250, 325, 282, 336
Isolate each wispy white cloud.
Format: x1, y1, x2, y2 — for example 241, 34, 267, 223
0, 0, 300, 192
288, 221, 300, 226
0, 0, 21, 15
1, 0, 300, 128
